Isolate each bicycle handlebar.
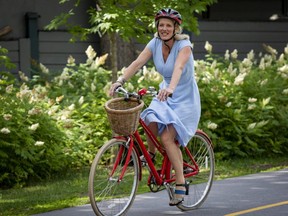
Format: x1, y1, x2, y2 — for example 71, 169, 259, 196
115, 86, 158, 100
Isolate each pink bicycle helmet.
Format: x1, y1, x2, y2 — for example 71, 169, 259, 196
155, 8, 182, 25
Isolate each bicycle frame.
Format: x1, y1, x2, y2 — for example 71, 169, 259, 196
114, 117, 200, 187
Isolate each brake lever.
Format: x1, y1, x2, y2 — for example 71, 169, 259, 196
115, 86, 127, 94
115, 86, 130, 99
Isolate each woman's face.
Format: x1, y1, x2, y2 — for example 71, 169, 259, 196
157, 18, 175, 41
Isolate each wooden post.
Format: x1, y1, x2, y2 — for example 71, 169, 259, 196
19, 38, 31, 77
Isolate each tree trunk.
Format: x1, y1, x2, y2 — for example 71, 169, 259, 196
109, 33, 118, 83
101, 33, 137, 83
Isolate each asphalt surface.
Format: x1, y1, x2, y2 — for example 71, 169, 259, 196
33, 168, 288, 216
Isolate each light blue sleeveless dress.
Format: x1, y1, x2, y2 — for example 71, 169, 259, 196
140, 37, 201, 147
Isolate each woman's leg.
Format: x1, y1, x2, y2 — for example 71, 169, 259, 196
145, 122, 158, 154
160, 125, 185, 199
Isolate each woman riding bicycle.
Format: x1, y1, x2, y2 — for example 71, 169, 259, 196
109, 8, 201, 206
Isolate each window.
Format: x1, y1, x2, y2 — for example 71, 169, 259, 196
201, 0, 287, 21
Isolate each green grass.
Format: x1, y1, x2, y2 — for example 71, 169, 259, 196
1, 156, 287, 216
214, 156, 288, 179
0, 169, 90, 216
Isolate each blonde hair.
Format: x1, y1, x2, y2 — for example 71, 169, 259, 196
174, 33, 190, 40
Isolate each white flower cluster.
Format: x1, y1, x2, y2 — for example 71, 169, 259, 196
207, 121, 218, 130
29, 123, 40, 131
137, 66, 163, 83
85, 45, 108, 70
1, 128, 10, 134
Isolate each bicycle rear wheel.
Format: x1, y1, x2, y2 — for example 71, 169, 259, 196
178, 130, 215, 211
88, 138, 139, 216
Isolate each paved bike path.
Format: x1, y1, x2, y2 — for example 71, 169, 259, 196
33, 168, 288, 216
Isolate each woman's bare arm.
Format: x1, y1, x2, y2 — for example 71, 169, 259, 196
122, 46, 152, 80
169, 46, 191, 91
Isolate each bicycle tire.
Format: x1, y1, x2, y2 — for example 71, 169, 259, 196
88, 138, 140, 216
177, 130, 215, 211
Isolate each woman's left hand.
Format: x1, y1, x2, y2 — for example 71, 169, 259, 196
157, 88, 173, 101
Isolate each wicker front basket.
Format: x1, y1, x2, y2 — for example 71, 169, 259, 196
104, 98, 144, 135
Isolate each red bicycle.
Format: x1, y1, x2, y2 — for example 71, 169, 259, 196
88, 86, 215, 216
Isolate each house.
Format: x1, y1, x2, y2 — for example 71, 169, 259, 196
192, 0, 288, 59
0, 0, 98, 77
0, 0, 287, 77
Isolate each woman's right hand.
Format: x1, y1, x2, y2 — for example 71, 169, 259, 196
109, 82, 122, 96
157, 88, 174, 101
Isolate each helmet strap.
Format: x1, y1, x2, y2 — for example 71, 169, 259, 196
163, 35, 175, 54
157, 22, 177, 53
164, 41, 171, 54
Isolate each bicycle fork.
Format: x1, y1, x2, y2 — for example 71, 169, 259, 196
110, 137, 134, 182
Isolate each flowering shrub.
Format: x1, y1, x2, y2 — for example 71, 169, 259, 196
0, 81, 68, 188
196, 42, 288, 159
0, 45, 112, 187
44, 46, 112, 167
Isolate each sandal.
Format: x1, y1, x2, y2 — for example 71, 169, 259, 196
169, 181, 189, 206
140, 151, 156, 166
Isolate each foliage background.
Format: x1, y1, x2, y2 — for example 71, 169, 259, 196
46, 0, 218, 82
47, 0, 218, 41
1, 43, 288, 188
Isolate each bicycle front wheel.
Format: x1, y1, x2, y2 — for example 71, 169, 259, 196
88, 138, 140, 216
178, 130, 215, 211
